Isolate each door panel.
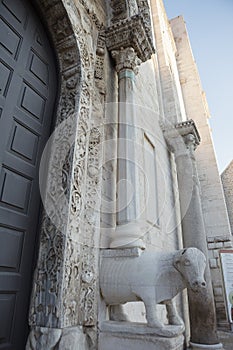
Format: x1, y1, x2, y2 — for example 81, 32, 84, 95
0, 0, 57, 349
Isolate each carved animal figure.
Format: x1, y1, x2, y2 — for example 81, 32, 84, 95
100, 247, 206, 332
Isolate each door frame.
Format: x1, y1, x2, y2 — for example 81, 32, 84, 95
28, 0, 82, 328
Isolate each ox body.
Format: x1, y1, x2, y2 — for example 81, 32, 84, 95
100, 247, 206, 332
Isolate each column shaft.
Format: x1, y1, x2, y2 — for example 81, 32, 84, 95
117, 69, 139, 224
173, 138, 220, 346
109, 47, 144, 249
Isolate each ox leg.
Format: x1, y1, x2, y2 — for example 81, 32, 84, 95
144, 301, 164, 328
109, 304, 129, 322
165, 299, 184, 326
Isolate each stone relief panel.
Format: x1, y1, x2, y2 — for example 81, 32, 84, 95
136, 0, 154, 44
110, 0, 138, 22
29, 0, 82, 328
29, 0, 106, 336
57, 0, 106, 329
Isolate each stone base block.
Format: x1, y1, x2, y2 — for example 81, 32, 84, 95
190, 341, 223, 350
218, 330, 233, 350
26, 326, 89, 350
99, 322, 184, 350
99, 332, 184, 350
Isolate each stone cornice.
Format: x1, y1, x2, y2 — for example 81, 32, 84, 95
175, 120, 201, 146
106, 15, 155, 63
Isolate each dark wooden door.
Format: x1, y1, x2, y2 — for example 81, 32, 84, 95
0, 0, 57, 348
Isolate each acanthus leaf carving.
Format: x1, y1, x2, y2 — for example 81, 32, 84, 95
111, 46, 141, 73
106, 15, 155, 63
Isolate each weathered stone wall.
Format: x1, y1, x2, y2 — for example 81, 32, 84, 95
221, 161, 233, 234
150, 0, 187, 124
134, 60, 181, 253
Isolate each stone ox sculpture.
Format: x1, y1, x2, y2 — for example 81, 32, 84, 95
100, 247, 206, 335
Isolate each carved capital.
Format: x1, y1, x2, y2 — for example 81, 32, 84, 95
175, 120, 200, 148
106, 16, 155, 63
163, 119, 200, 158
111, 47, 141, 73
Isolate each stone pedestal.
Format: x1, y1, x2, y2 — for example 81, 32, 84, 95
99, 321, 184, 350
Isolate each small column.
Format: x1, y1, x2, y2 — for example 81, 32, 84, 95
164, 121, 222, 349
109, 47, 145, 249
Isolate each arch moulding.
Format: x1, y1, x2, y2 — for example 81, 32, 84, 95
27, 0, 102, 348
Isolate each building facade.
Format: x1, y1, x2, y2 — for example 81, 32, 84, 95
0, 0, 232, 349
222, 161, 233, 235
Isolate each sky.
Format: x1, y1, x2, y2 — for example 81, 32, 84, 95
163, 0, 233, 173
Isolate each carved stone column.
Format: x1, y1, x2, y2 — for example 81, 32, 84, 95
109, 47, 144, 248
105, 2, 155, 249
164, 120, 223, 349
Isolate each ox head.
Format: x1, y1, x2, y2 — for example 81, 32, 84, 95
174, 247, 207, 292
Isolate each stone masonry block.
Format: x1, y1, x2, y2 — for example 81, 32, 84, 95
213, 250, 219, 258
215, 242, 223, 249
209, 258, 218, 269
224, 241, 233, 248
99, 326, 184, 350
208, 243, 216, 250
214, 287, 223, 297
214, 295, 224, 303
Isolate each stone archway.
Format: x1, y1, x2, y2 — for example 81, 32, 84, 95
25, 0, 83, 346
26, 1, 105, 349
33, 0, 82, 127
